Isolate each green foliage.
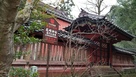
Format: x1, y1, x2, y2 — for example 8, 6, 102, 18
14, 2, 52, 45
109, 0, 136, 49
121, 68, 136, 77
14, 50, 31, 59
58, 0, 75, 19
9, 67, 39, 77
14, 24, 42, 44
14, 1, 54, 60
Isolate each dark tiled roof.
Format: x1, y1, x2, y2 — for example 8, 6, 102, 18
33, 29, 96, 46
113, 46, 135, 55
46, 9, 73, 23
38, 2, 73, 23
78, 9, 105, 20
58, 30, 96, 46
65, 9, 135, 40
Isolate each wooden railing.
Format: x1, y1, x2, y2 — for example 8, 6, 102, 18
14, 42, 88, 63
112, 54, 134, 67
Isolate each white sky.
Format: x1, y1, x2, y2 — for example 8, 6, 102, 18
43, 0, 117, 18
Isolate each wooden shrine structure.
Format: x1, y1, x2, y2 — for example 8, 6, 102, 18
12, 3, 136, 77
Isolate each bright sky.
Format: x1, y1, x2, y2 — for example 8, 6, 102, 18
43, 0, 117, 18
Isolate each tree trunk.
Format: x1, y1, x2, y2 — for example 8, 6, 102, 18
0, 0, 20, 76
0, 25, 14, 77
0, 0, 38, 76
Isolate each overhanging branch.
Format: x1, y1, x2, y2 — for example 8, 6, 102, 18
14, 0, 36, 32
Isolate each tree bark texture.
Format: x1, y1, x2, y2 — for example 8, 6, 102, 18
0, 0, 34, 76
0, 0, 20, 76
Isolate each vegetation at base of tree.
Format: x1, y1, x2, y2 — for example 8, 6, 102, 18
9, 67, 39, 77
121, 68, 136, 77
109, 0, 136, 49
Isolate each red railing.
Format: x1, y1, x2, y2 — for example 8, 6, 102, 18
14, 42, 88, 63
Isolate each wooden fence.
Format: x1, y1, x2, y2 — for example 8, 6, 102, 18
14, 42, 88, 63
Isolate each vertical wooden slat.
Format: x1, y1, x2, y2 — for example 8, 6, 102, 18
30, 43, 33, 60
44, 43, 48, 60
43, 43, 46, 60
65, 46, 67, 61
73, 48, 75, 61
58, 45, 60, 61
21, 45, 25, 60
67, 48, 71, 61
82, 49, 84, 61
35, 43, 39, 60
33, 43, 36, 60
37, 42, 41, 60
33, 43, 38, 60
69, 47, 72, 61
76, 48, 78, 61
53, 45, 55, 61
66, 46, 70, 61
85, 50, 87, 61
22, 45, 26, 59
67, 46, 70, 61
39, 42, 43, 60
59, 46, 63, 61
32, 43, 36, 60
64, 46, 67, 61
74, 48, 76, 61
61, 46, 63, 61
81, 49, 83, 61
49, 44, 53, 61
62, 45, 64, 61
51, 45, 54, 61
25, 44, 31, 60
79, 49, 81, 61
56, 45, 60, 61
70, 47, 72, 61
53, 45, 57, 61
41, 43, 45, 60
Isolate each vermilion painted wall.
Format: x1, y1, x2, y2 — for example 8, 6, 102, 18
56, 18, 70, 31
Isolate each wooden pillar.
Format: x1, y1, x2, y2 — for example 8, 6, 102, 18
107, 42, 112, 66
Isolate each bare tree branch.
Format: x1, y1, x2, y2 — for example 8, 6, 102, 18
100, 5, 108, 12
87, 0, 97, 7
85, 0, 107, 15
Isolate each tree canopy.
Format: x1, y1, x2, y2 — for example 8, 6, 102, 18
109, 0, 136, 49
58, 0, 75, 19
